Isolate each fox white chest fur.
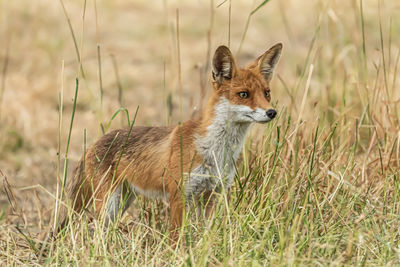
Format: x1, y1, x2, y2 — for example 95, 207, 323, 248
185, 97, 251, 200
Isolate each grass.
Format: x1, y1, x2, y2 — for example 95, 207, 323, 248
1, 0, 400, 265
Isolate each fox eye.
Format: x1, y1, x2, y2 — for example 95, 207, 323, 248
238, 92, 249, 99
265, 90, 271, 98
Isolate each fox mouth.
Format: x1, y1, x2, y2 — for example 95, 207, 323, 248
256, 119, 272, 124
245, 115, 272, 123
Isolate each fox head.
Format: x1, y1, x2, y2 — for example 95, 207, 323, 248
211, 43, 282, 124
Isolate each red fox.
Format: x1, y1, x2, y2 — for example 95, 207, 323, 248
58, 43, 282, 240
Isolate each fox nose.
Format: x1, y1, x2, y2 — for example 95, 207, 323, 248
266, 109, 277, 119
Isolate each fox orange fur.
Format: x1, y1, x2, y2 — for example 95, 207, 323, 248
58, 43, 283, 241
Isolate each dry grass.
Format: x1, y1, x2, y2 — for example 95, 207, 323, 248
1, 0, 400, 265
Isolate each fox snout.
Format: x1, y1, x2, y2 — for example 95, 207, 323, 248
254, 108, 277, 123
237, 106, 277, 124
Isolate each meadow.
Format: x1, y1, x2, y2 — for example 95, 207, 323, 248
1, 0, 400, 265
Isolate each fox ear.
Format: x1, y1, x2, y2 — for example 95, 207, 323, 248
254, 43, 283, 82
212, 45, 237, 84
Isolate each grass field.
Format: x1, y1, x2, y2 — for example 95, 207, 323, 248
1, 0, 400, 265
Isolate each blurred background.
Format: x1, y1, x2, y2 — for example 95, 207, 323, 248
0, 0, 399, 232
